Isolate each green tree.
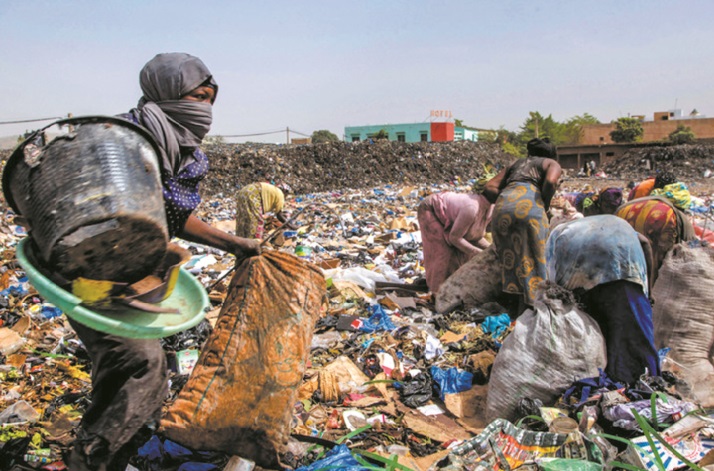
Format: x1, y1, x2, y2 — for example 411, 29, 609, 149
477, 129, 498, 143
519, 111, 564, 144
454, 119, 463, 127
561, 113, 600, 145
311, 129, 339, 144
374, 129, 389, 140
502, 142, 523, 158
610, 117, 644, 143
668, 124, 696, 145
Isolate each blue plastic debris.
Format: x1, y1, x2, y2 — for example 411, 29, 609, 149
430, 366, 473, 400
137, 435, 164, 469
481, 313, 511, 338
40, 305, 63, 320
164, 439, 194, 460
358, 304, 396, 333
177, 463, 219, 471
294, 444, 365, 471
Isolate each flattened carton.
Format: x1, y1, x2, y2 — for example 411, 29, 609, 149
622, 433, 714, 470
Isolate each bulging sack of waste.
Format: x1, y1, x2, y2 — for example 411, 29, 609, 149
435, 245, 501, 314
161, 251, 327, 468
486, 283, 606, 422
653, 243, 714, 406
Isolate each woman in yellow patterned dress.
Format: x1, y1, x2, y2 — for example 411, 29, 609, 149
484, 138, 562, 313
235, 182, 291, 239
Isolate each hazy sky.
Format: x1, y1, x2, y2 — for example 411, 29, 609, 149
1, 1, 713, 143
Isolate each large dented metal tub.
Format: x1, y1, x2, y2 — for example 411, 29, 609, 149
2, 115, 169, 283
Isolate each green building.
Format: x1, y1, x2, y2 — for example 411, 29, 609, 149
344, 122, 477, 143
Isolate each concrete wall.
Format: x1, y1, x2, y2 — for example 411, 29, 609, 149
556, 143, 634, 170
580, 117, 714, 145
454, 127, 478, 142
344, 123, 431, 142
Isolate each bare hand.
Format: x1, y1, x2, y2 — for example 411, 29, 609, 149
232, 237, 261, 259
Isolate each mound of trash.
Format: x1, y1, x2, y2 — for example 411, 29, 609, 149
604, 143, 714, 181
199, 140, 513, 197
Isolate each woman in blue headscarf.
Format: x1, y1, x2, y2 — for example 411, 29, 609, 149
67, 53, 260, 471
546, 215, 659, 384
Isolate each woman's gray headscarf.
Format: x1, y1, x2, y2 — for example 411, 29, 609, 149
131, 53, 218, 176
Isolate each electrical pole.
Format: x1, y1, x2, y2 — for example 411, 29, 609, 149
286, 127, 290, 145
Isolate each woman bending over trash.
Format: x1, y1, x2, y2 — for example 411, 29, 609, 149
483, 138, 562, 314
417, 190, 493, 293
67, 53, 260, 471
546, 215, 659, 385
234, 182, 295, 239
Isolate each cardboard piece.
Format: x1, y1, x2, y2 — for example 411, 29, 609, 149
317, 258, 341, 270
440, 331, 468, 344
386, 292, 417, 310
443, 384, 489, 431
0, 328, 25, 356
623, 432, 714, 470
397, 402, 471, 443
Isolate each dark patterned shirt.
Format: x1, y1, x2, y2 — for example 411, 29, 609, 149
119, 113, 208, 237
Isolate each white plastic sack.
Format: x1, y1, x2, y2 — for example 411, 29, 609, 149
486, 283, 606, 422
653, 243, 714, 406
324, 266, 390, 292
435, 245, 501, 314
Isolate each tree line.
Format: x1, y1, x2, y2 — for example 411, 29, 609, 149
307, 113, 697, 150
474, 112, 696, 157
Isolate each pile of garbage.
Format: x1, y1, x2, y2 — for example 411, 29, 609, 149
604, 143, 714, 181
197, 140, 513, 197
1, 173, 714, 470
0, 134, 714, 471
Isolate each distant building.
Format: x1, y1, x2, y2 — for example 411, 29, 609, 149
579, 109, 714, 146
290, 137, 311, 145
556, 109, 714, 171
344, 122, 478, 143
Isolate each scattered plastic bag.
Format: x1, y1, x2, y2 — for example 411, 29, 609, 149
430, 366, 473, 400
481, 313, 511, 339
357, 304, 396, 333
325, 266, 389, 292
602, 396, 698, 430
399, 371, 433, 408
294, 444, 363, 471
0, 400, 40, 425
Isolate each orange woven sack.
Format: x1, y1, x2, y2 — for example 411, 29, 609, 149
161, 251, 326, 467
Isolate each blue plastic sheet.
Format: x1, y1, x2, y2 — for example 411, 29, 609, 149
358, 304, 396, 333
137, 436, 221, 471
40, 305, 62, 320
562, 369, 624, 408
430, 366, 473, 400
177, 463, 219, 471
294, 444, 367, 471
165, 439, 193, 460
137, 435, 164, 470
0, 281, 28, 297
481, 313, 511, 338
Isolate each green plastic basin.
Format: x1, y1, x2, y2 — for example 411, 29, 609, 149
16, 238, 208, 339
